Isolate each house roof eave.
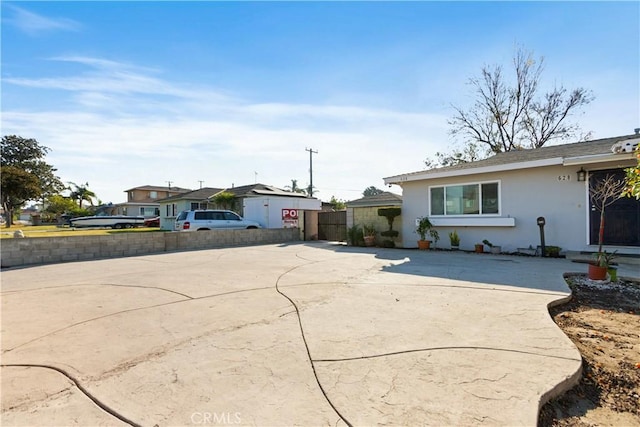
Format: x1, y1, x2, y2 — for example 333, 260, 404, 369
563, 152, 635, 166
346, 200, 402, 208
384, 157, 563, 184
384, 134, 639, 184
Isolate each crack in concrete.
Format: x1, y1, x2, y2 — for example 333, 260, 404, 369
1, 282, 194, 299
0, 364, 141, 427
274, 259, 354, 427
341, 281, 569, 298
457, 373, 509, 385
96, 316, 285, 381
3, 285, 275, 353
313, 346, 581, 363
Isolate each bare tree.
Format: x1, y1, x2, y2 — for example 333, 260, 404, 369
449, 47, 594, 157
425, 142, 483, 169
590, 175, 626, 259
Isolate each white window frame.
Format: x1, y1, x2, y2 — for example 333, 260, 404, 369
428, 180, 514, 227
429, 180, 502, 217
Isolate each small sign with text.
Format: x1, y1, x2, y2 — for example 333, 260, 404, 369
282, 209, 299, 228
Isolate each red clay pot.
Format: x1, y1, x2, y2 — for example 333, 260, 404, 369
417, 240, 431, 250
588, 263, 607, 280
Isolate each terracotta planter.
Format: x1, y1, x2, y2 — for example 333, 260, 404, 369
364, 236, 376, 247
588, 263, 607, 280
474, 244, 484, 253
417, 240, 431, 250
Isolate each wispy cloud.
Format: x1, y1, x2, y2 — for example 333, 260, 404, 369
2, 56, 448, 202
4, 5, 81, 36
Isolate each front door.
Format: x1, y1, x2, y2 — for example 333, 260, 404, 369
589, 169, 640, 246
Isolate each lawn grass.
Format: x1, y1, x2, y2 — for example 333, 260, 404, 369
0, 224, 167, 239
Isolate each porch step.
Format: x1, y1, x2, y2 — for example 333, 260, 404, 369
565, 251, 640, 266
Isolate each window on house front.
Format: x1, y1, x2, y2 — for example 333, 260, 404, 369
430, 182, 500, 216
166, 204, 178, 216
140, 207, 156, 216
149, 191, 158, 199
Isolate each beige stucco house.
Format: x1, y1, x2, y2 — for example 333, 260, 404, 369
384, 134, 639, 255
346, 192, 403, 245
114, 185, 192, 218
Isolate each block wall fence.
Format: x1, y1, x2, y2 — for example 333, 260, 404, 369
1, 228, 300, 268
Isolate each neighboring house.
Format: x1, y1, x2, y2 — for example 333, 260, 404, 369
115, 185, 192, 218
157, 187, 224, 230
18, 207, 40, 225
240, 185, 321, 238
384, 133, 640, 255
220, 183, 312, 216
346, 192, 403, 244
157, 183, 321, 233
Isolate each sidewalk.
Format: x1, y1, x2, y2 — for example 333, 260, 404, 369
2, 243, 614, 426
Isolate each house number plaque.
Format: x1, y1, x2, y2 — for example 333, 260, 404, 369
557, 175, 571, 181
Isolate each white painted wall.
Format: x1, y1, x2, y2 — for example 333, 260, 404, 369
242, 196, 321, 229
398, 163, 638, 255
159, 200, 196, 230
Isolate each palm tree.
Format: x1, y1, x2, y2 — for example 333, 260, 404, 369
285, 179, 306, 194
68, 182, 96, 209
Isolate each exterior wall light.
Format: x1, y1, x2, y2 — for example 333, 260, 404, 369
577, 167, 587, 182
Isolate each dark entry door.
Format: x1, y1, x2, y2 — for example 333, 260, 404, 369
589, 169, 640, 246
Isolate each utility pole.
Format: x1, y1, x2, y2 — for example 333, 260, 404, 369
305, 148, 318, 197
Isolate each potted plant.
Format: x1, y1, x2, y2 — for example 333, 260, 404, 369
363, 224, 377, 247
588, 174, 625, 280
429, 228, 440, 248
415, 217, 434, 250
517, 245, 537, 256
545, 246, 562, 258
483, 239, 501, 254
449, 230, 460, 250
474, 243, 484, 253
590, 250, 617, 281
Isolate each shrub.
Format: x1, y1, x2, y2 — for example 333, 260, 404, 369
347, 225, 364, 246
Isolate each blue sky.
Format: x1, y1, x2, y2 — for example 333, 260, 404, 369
2, 1, 639, 205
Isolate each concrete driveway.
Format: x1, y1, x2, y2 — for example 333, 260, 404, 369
1, 242, 601, 426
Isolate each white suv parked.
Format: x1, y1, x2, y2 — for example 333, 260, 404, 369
174, 210, 262, 231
